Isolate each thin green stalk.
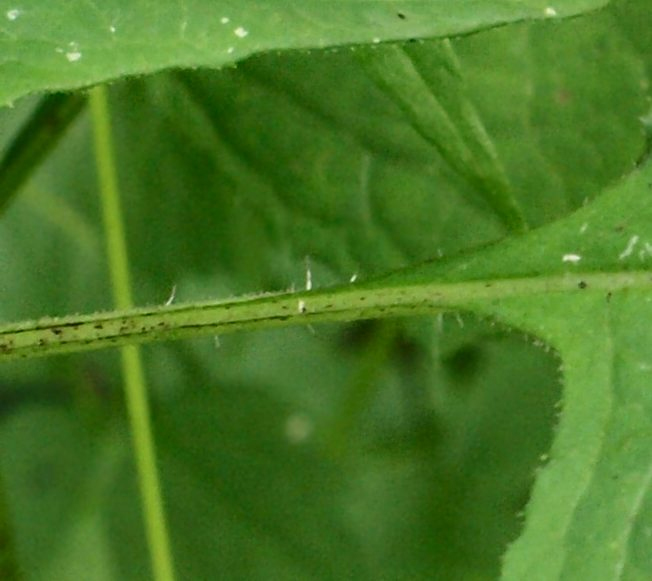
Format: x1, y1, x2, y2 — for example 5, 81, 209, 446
89, 86, 175, 581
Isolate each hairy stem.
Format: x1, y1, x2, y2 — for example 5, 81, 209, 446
0, 270, 649, 362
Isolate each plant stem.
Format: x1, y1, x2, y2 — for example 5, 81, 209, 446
89, 86, 175, 581
0, 269, 649, 362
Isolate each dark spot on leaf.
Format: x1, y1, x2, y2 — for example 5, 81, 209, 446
339, 320, 379, 350
555, 89, 572, 106
578, 281, 588, 289
397, 12, 406, 19
443, 344, 485, 384
394, 334, 421, 368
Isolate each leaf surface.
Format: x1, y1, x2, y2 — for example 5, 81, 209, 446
0, 0, 608, 106
0, 1, 651, 579
479, 164, 652, 580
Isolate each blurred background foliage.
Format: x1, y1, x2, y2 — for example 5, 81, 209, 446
0, 0, 650, 578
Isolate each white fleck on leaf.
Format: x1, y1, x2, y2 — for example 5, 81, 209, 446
618, 235, 639, 260
642, 241, 652, 259
305, 256, 312, 291
234, 26, 248, 38
6, 9, 20, 21
562, 253, 582, 263
164, 285, 177, 306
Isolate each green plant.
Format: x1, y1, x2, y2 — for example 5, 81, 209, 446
1, 0, 651, 579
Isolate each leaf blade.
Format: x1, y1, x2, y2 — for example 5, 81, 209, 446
0, 0, 610, 106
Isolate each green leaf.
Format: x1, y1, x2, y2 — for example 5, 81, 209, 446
0, 1, 651, 579
98, 324, 561, 580
0, 402, 123, 581
485, 172, 652, 580
0, 93, 86, 214
1, 34, 651, 581
357, 42, 528, 233
0, 0, 608, 107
